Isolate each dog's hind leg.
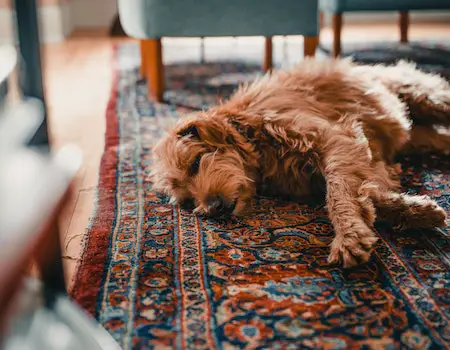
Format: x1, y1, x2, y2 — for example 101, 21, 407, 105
403, 125, 450, 155
373, 191, 447, 230
356, 61, 450, 126
362, 156, 448, 230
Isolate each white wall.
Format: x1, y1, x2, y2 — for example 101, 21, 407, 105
70, 0, 117, 29
0, 0, 117, 44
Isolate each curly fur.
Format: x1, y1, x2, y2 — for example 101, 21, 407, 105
151, 58, 450, 268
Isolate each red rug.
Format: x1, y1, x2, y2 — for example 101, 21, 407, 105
71, 43, 450, 349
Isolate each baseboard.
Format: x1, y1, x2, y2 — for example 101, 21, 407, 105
70, 0, 117, 28
0, 3, 74, 45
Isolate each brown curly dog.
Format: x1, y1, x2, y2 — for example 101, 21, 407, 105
151, 58, 450, 268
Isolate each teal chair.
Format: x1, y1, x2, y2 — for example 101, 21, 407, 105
117, 0, 319, 101
319, 0, 450, 57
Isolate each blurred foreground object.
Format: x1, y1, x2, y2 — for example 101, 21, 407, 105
0, 100, 118, 350
0, 1, 120, 349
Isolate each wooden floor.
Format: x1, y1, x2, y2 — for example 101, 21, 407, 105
43, 29, 126, 286
46, 23, 450, 288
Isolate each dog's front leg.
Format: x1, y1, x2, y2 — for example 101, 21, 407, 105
325, 176, 379, 268
264, 120, 379, 267
319, 130, 379, 268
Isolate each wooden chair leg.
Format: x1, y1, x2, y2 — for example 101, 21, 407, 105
140, 40, 147, 77
263, 36, 273, 71
304, 36, 318, 57
142, 38, 164, 102
399, 11, 409, 44
332, 13, 343, 57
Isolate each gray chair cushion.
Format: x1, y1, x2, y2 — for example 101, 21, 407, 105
118, 0, 318, 38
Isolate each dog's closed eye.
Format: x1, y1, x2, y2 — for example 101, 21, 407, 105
189, 154, 202, 176
178, 125, 199, 139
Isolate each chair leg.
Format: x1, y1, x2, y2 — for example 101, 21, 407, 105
304, 36, 318, 57
332, 13, 343, 57
399, 11, 409, 44
263, 36, 273, 71
142, 38, 165, 102
140, 40, 147, 77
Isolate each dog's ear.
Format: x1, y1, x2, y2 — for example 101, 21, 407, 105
229, 119, 255, 140
177, 123, 200, 139
176, 116, 239, 147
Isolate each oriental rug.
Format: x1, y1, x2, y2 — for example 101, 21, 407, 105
72, 41, 450, 349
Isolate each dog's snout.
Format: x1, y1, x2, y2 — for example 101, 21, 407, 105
206, 196, 235, 217
207, 196, 226, 216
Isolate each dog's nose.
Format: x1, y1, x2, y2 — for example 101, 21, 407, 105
180, 198, 195, 210
207, 196, 234, 217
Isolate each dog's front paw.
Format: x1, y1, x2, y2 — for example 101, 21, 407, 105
327, 224, 378, 268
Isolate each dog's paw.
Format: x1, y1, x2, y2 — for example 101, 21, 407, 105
327, 224, 378, 268
395, 196, 447, 230
417, 200, 447, 228
431, 205, 448, 227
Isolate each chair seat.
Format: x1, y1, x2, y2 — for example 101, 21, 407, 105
320, 0, 450, 13
118, 0, 318, 39
118, 0, 320, 102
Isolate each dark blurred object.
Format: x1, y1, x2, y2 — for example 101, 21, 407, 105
319, 0, 450, 57
109, 14, 126, 37
13, 0, 49, 148
117, 0, 320, 101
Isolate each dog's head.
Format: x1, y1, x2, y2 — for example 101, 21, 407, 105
151, 110, 259, 217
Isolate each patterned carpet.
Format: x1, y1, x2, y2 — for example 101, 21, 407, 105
72, 42, 450, 349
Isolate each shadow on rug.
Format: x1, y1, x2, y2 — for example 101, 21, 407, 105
319, 39, 450, 80
72, 43, 450, 349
